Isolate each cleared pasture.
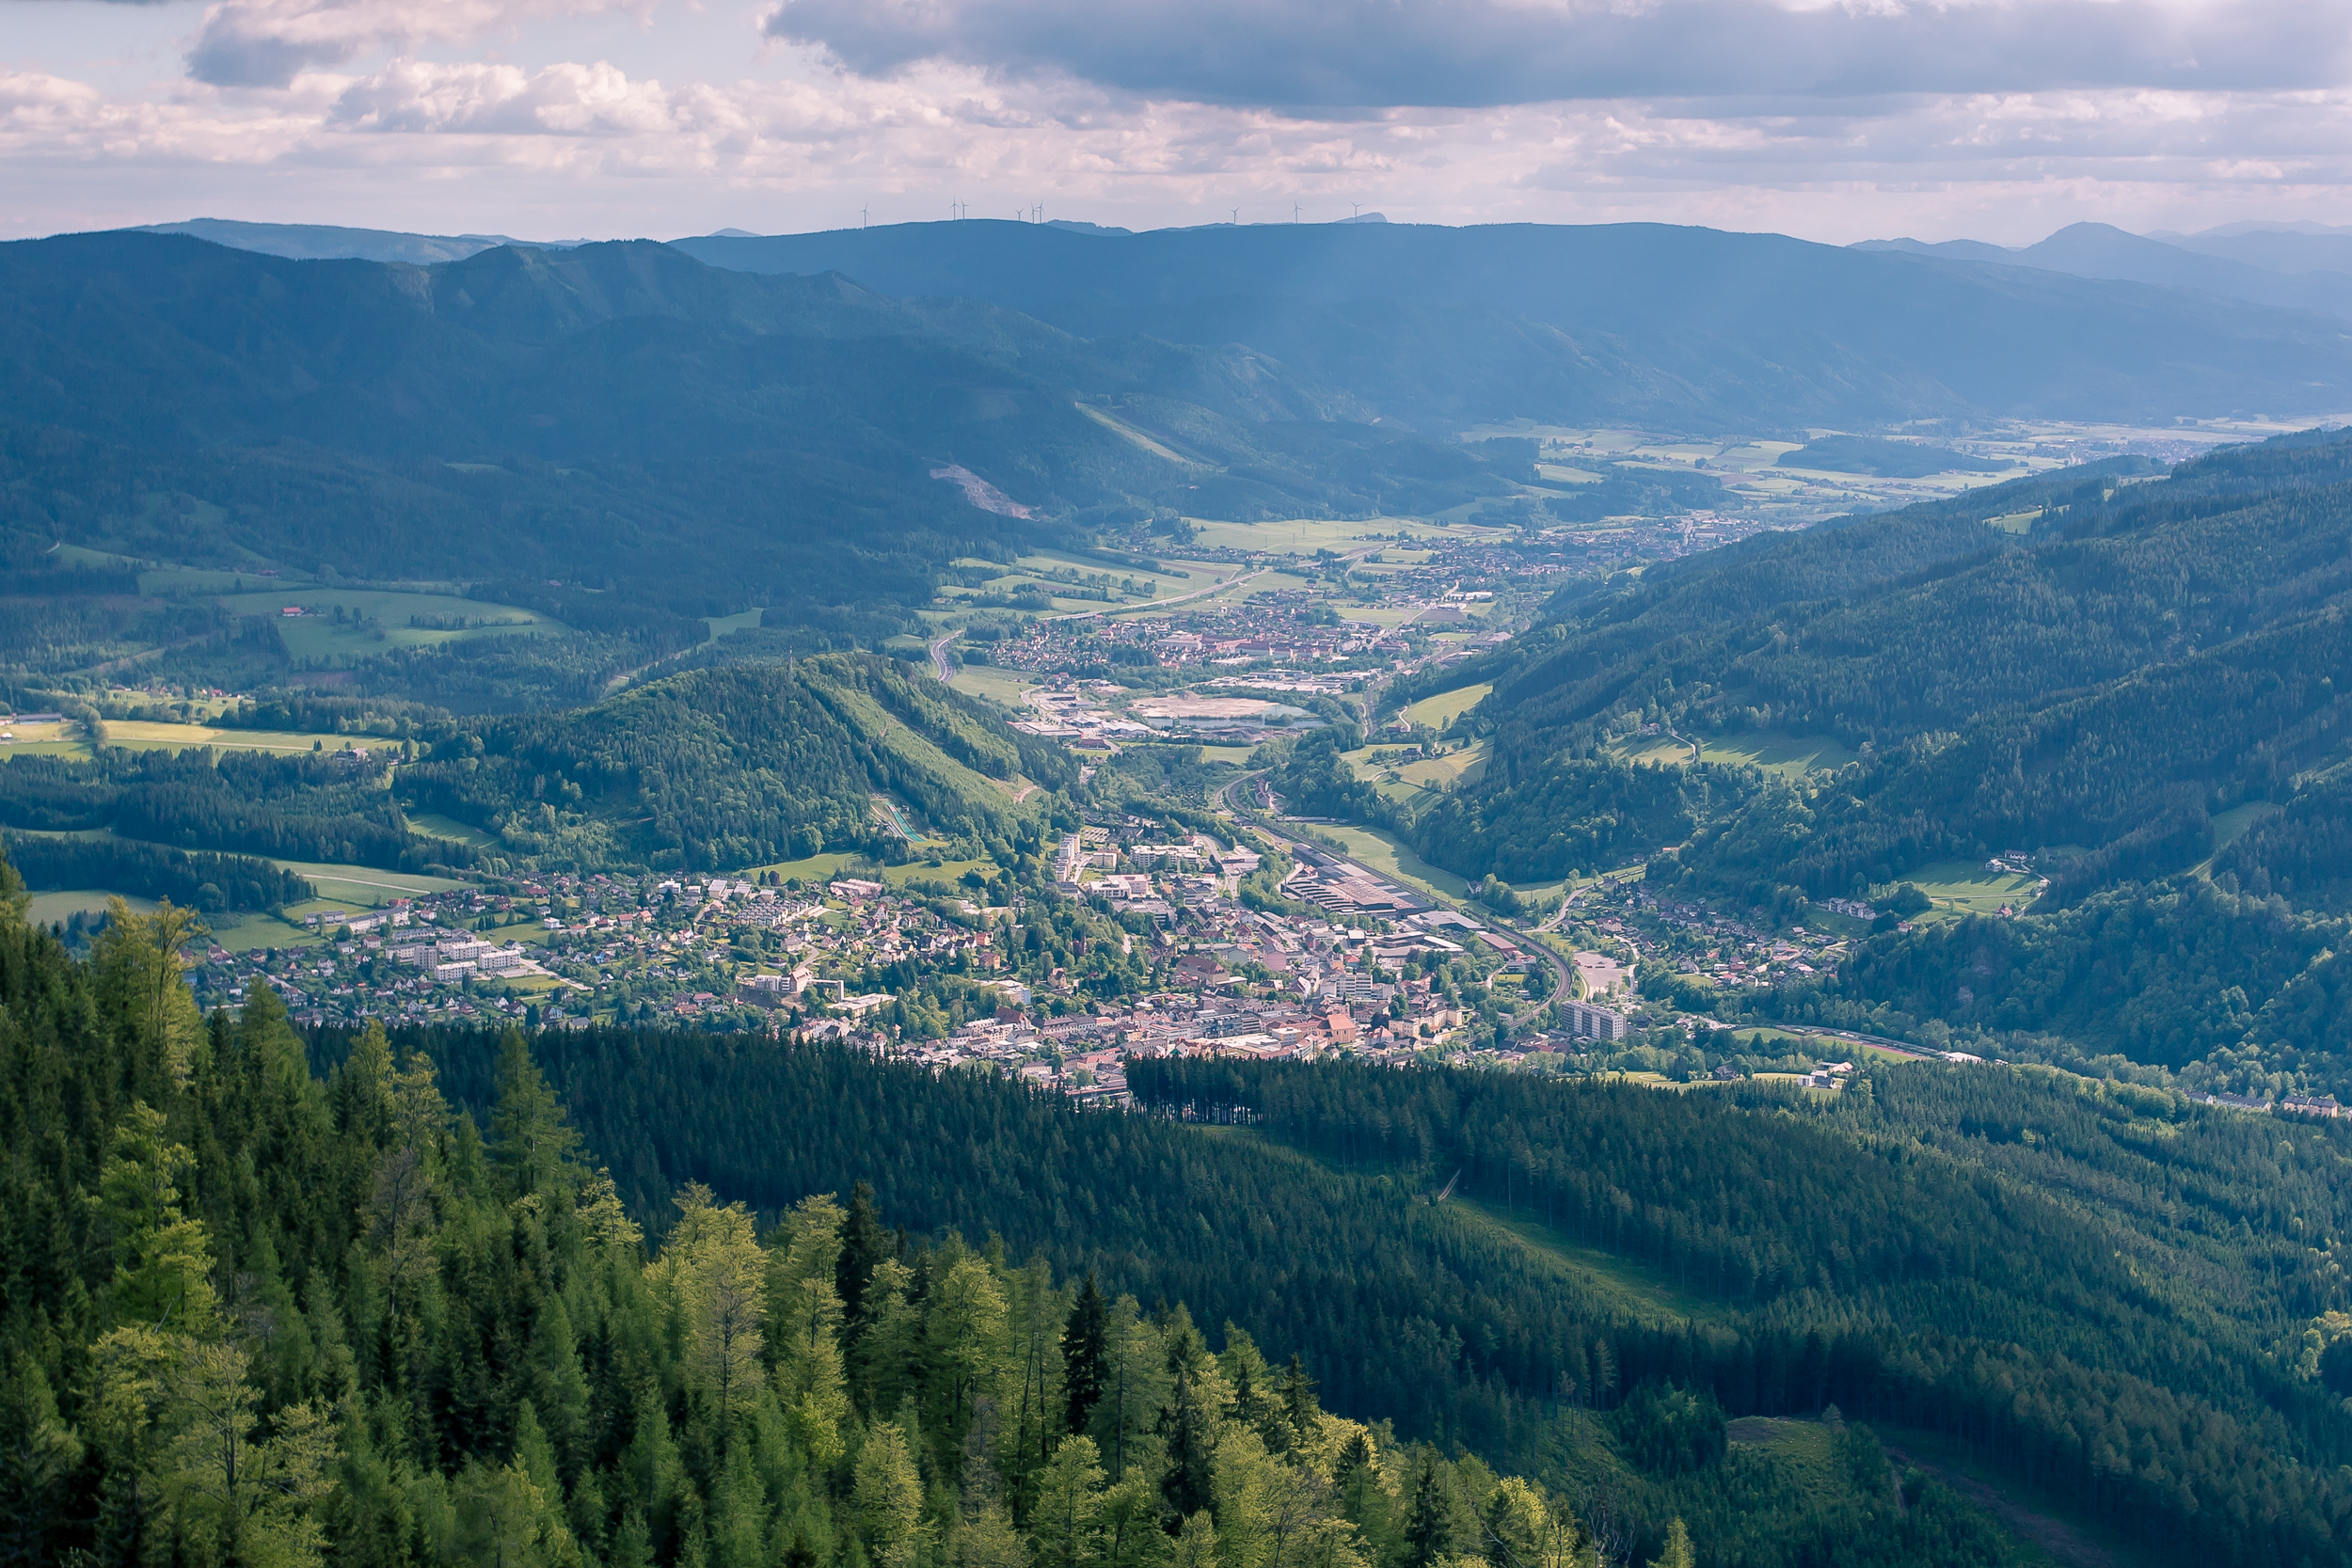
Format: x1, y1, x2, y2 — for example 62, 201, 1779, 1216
1894, 859, 2043, 919
219, 588, 564, 663
101, 721, 358, 756
1400, 684, 1492, 730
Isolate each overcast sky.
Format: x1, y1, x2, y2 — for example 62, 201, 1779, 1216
4, 0, 2350, 245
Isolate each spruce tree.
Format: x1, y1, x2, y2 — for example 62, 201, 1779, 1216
1061, 1272, 1109, 1437
1404, 1458, 1452, 1568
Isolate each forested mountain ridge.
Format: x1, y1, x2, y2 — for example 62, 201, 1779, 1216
0, 744, 461, 876
0, 231, 1520, 629
401, 653, 1073, 872
676, 219, 2352, 430
310, 1016, 2352, 1567
0, 851, 2048, 1568
1359, 430, 2352, 890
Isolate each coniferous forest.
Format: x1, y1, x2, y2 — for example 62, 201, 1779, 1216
6, 845, 2182, 1568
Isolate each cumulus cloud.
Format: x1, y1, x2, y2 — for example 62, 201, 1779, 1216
185, 0, 644, 88
761, 0, 2352, 110
6, 0, 2352, 245
329, 57, 676, 133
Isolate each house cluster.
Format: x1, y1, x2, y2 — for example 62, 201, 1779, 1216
2186, 1088, 2346, 1118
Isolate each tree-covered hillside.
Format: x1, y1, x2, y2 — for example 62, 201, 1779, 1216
677, 220, 2352, 432
330, 1021, 2350, 1568
402, 654, 1073, 873
0, 854, 2043, 1568
0, 745, 460, 876
0, 232, 1520, 632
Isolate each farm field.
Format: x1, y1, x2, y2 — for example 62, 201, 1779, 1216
1354, 740, 1489, 797
139, 564, 315, 594
101, 721, 360, 756
405, 811, 501, 849
702, 608, 764, 638
1700, 731, 1859, 775
1896, 859, 2044, 919
738, 850, 1000, 891
26, 889, 157, 925
946, 664, 1040, 709
1317, 822, 1471, 901
0, 720, 90, 758
1399, 683, 1491, 730
266, 858, 470, 907
1180, 516, 1440, 556
218, 588, 564, 663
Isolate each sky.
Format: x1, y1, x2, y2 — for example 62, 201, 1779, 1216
4, 0, 2351, 245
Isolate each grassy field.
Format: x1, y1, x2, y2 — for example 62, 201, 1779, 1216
271, 859, 470, 907
1701, 731, 1859, 775
1319, 822, 1471, 901
26, 889, 157, 925
738, 851, 1001, 890
1609, 729, 1856, 777
1400, 683, 1492, 730
140, 564, 313, 595
0, 720, 90, 759
1196, 744, 1259, 766
102, 721, 358, 756
405, 812, 501, 849
2199, 800, 2282, 875
703, 608, 764, 638
1897, 859, 2044, 919
947, 665, 1040, 709
218, 589, 563, 663
1181, 517, 1453, 556
1611, 733, 1699, 767
1450, 1196, 1730, 1325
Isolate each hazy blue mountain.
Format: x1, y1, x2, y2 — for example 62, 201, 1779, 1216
0, 231, 1515, 620
1850, 235, 2019, 265
676, 219, 2352, 429
1856, 221, 2352, 321
2157, 223, 2352, 277
133, 216, 588, 265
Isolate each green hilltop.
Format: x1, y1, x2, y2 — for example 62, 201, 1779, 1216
401, 653, 1073, 873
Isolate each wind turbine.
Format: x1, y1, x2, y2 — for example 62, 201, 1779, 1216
1294, 202, 1301, 223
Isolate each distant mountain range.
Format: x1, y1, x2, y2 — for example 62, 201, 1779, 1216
673, 219, 2352, 430
0, 230, 1519, 625
1853, 220, 2352, 323
135, 217, 592, 265
92, 215, 2352, 434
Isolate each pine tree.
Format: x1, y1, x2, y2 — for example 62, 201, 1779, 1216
488, 1026, 580, 1200
1030, 1433, 1105, 1568
854, 1422, 929, 1568
838, 1179, 893, 1332
1062, 1272, 1109, 1438
1403, 1459, 1452, 1568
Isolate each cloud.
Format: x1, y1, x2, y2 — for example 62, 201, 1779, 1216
329, 58, 676, 133
761, 0, 2352, 110
184, 0, 644, 88
8, 9, 2352, 247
